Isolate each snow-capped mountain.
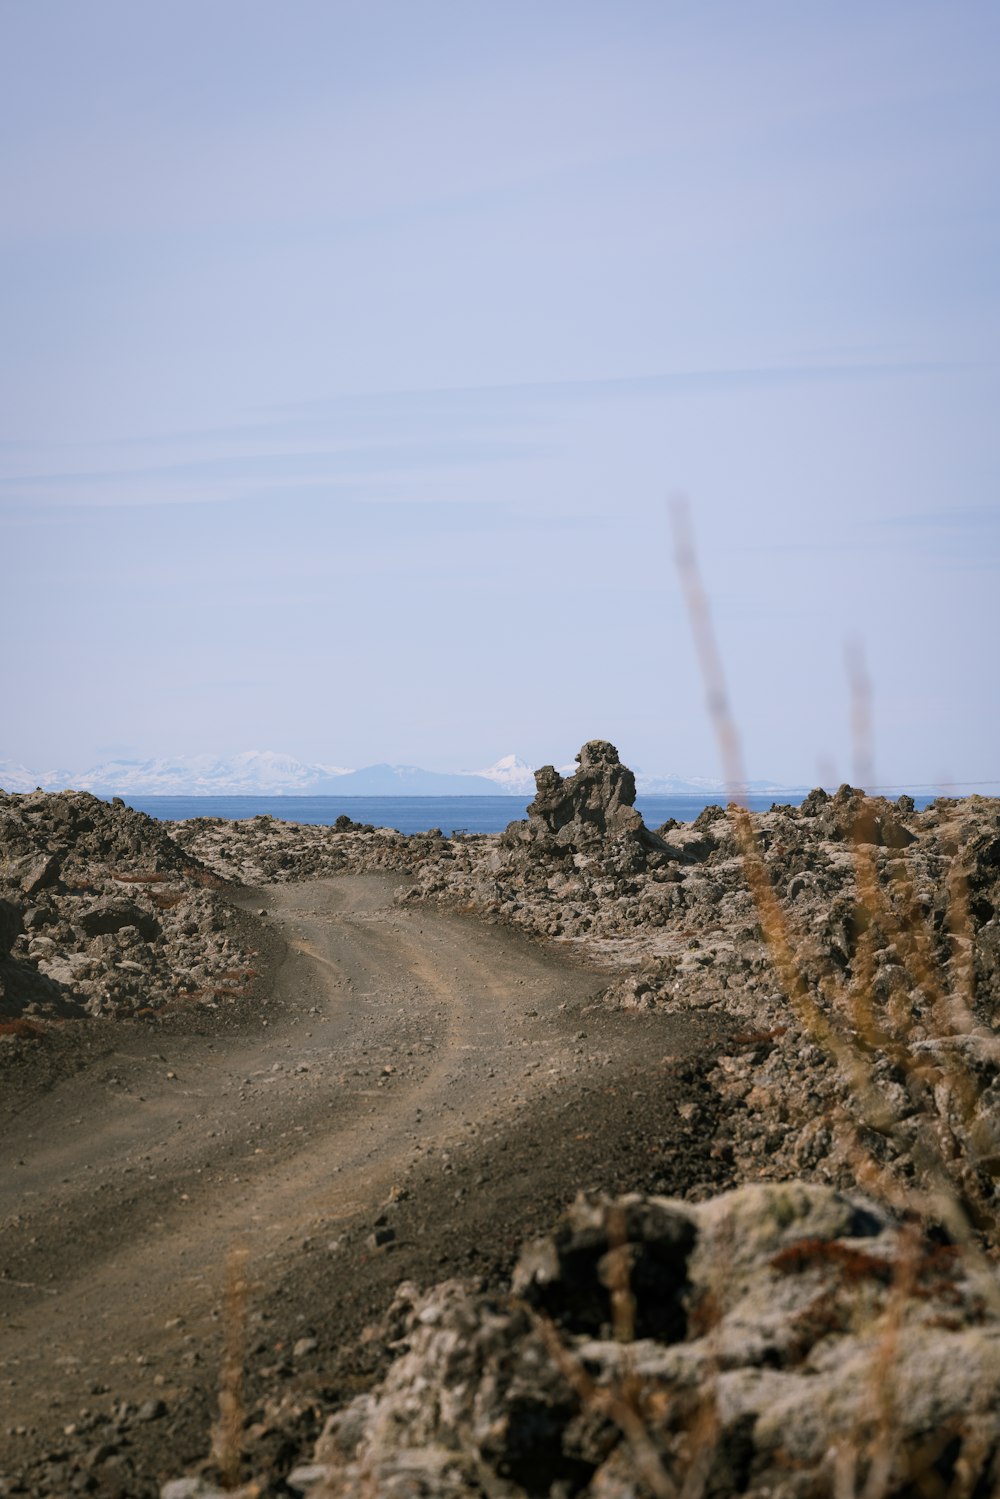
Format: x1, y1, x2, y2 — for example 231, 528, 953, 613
0, 760, 75, 793
1, 752, 537, 798
75, 752, 354, 795
464, 755, 590, 793
634, 772, 801, 795
0, 753, 351, 797
464, 754, 538, 795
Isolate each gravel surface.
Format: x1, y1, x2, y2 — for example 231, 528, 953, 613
0, 875, 732, 1497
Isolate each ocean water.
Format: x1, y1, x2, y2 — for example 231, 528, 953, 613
108, 790, 934, 837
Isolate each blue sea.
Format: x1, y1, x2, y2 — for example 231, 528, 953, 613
116, 790, 935, 837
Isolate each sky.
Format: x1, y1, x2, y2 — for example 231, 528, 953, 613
2, 1, 998, 789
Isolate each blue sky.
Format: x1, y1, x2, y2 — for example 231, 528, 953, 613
2, 1, 997, 787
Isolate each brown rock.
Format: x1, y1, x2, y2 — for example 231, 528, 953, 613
520, 740, 660, 851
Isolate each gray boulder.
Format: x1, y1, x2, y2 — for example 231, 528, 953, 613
15, 851, 61, 896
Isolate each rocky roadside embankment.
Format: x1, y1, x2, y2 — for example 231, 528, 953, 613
257, 1182, 1000, 1499
165, 811, 448, 887
0, 790, 263, 1026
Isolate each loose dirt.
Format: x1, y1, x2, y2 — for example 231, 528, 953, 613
0, 876, 732, 1496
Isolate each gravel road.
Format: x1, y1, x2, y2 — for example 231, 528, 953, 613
0, 876, 731, 1495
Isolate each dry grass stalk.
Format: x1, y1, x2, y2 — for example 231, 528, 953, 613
532, 1307, 678, 1499
671, 501, 864, 1077
211, 1245, 251, 1492
847, 848, 990, 1173
607, 1203, 638, 1344
670, 503, 1000, 1494
845, 638, 875, 793
533, 1302, 723, 1499
671, 499, 999, 1247
522, 1194, 726, 1499
838, 1221, 922, 1499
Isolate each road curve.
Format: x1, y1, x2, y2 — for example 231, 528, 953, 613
0, 876, 607, 1459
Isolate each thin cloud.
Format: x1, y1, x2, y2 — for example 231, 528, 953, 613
879, 506, 999, 529
0, 437, 546, 508
271, 358, 958, 416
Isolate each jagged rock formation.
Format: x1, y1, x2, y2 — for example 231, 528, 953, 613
508, 740, 662, 852
296, 1184, 1000, 1498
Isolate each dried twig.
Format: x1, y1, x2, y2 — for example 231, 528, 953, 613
606, 1203, 637, 1344
211, 1245, 250, 1492
531, 1307, 678, 1499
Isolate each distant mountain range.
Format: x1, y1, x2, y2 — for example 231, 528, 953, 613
0, 750, 802, 799
0, 751, 352, 797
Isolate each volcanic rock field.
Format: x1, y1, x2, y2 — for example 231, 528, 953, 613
2, 742, 999, 1498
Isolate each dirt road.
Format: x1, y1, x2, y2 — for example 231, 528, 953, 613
0, 877, 732, 1495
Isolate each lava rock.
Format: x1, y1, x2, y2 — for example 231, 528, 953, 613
0, 898, 23, 956
520, 740, 657, 851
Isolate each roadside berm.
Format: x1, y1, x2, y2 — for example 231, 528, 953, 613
293, 1184, 1000, 1499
